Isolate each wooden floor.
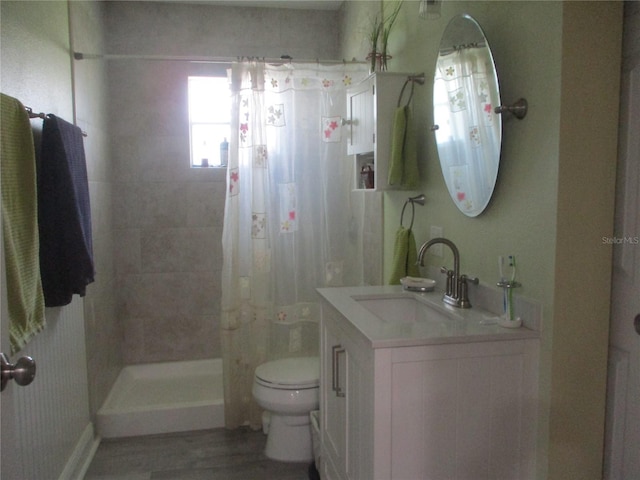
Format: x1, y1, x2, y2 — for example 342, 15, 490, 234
84, 427, 313, 480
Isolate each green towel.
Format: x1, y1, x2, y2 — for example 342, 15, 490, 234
388, 106, 420, 188
1, 93, 46, 354
388, 226, 421, 285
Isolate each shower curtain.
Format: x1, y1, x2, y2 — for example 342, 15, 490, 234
221, 60, 369, 429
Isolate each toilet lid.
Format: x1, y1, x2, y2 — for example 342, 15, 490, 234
255, 357, 319, 388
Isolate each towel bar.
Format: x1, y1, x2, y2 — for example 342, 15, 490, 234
25, 106, 88, 137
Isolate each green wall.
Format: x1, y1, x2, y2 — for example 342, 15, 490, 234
339, 1, 623, 478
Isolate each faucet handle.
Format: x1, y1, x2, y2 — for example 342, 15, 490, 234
444, 269, 455, 297
458, 275, 478, 308
439, 266, 449, 274
461, 274, 479, 285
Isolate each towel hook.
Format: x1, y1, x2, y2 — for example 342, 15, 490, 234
400, 194, 426, 230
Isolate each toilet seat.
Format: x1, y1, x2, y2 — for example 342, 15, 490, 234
255, 357, 319, 390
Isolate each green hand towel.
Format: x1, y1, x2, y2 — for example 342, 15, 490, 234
402, 107, 420, 188
388, 106, 420, 188
388, 226, 421, 285
1, 93, 46, 353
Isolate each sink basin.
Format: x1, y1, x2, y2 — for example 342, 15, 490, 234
353, 295, 457, 325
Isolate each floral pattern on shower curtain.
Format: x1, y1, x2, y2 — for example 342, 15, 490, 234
221, 61, 369, 429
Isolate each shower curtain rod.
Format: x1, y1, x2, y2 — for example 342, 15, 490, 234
73, 52, 365, 66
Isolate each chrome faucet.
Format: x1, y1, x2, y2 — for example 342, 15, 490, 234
417, 237, 478, 308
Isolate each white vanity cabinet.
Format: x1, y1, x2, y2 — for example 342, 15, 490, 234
347, 72, 409, 191
319, 293, 539, 480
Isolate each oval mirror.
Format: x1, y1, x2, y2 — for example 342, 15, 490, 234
433, 14, 501, 217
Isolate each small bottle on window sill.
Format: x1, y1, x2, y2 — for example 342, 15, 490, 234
220, 138, 229, 166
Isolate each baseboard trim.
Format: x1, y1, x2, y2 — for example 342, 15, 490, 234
58, 422, 100, 480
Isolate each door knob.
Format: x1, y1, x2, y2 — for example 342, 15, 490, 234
1, 353, 36, 392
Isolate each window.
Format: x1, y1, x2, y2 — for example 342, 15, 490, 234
188, 76, 231, 168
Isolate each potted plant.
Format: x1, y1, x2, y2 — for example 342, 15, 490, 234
367, 1, 404, 72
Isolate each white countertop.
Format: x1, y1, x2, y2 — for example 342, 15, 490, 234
317, 285, 540, 349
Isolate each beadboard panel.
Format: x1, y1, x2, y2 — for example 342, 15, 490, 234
8, 299, 91, 479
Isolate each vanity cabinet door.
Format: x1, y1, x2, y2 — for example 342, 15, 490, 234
321, 305, 375, 480
387, 340, 539, 480
321, 320, 348, 479
344, 342, 373, 480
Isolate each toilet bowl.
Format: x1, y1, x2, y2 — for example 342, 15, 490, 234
252, 356, 319, 462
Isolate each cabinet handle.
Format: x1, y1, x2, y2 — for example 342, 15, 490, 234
331, 345, 340, 393
332, 344, 346, 398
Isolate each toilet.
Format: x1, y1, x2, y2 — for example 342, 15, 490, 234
252, 356, 320, 462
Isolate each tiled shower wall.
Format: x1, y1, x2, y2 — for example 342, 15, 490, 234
110, 59, 226, 364
106, 1, 343, 364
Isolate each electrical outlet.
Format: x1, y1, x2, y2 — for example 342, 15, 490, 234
430, 226, 443, 257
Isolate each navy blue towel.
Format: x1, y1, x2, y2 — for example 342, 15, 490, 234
37, 115, 94, 307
